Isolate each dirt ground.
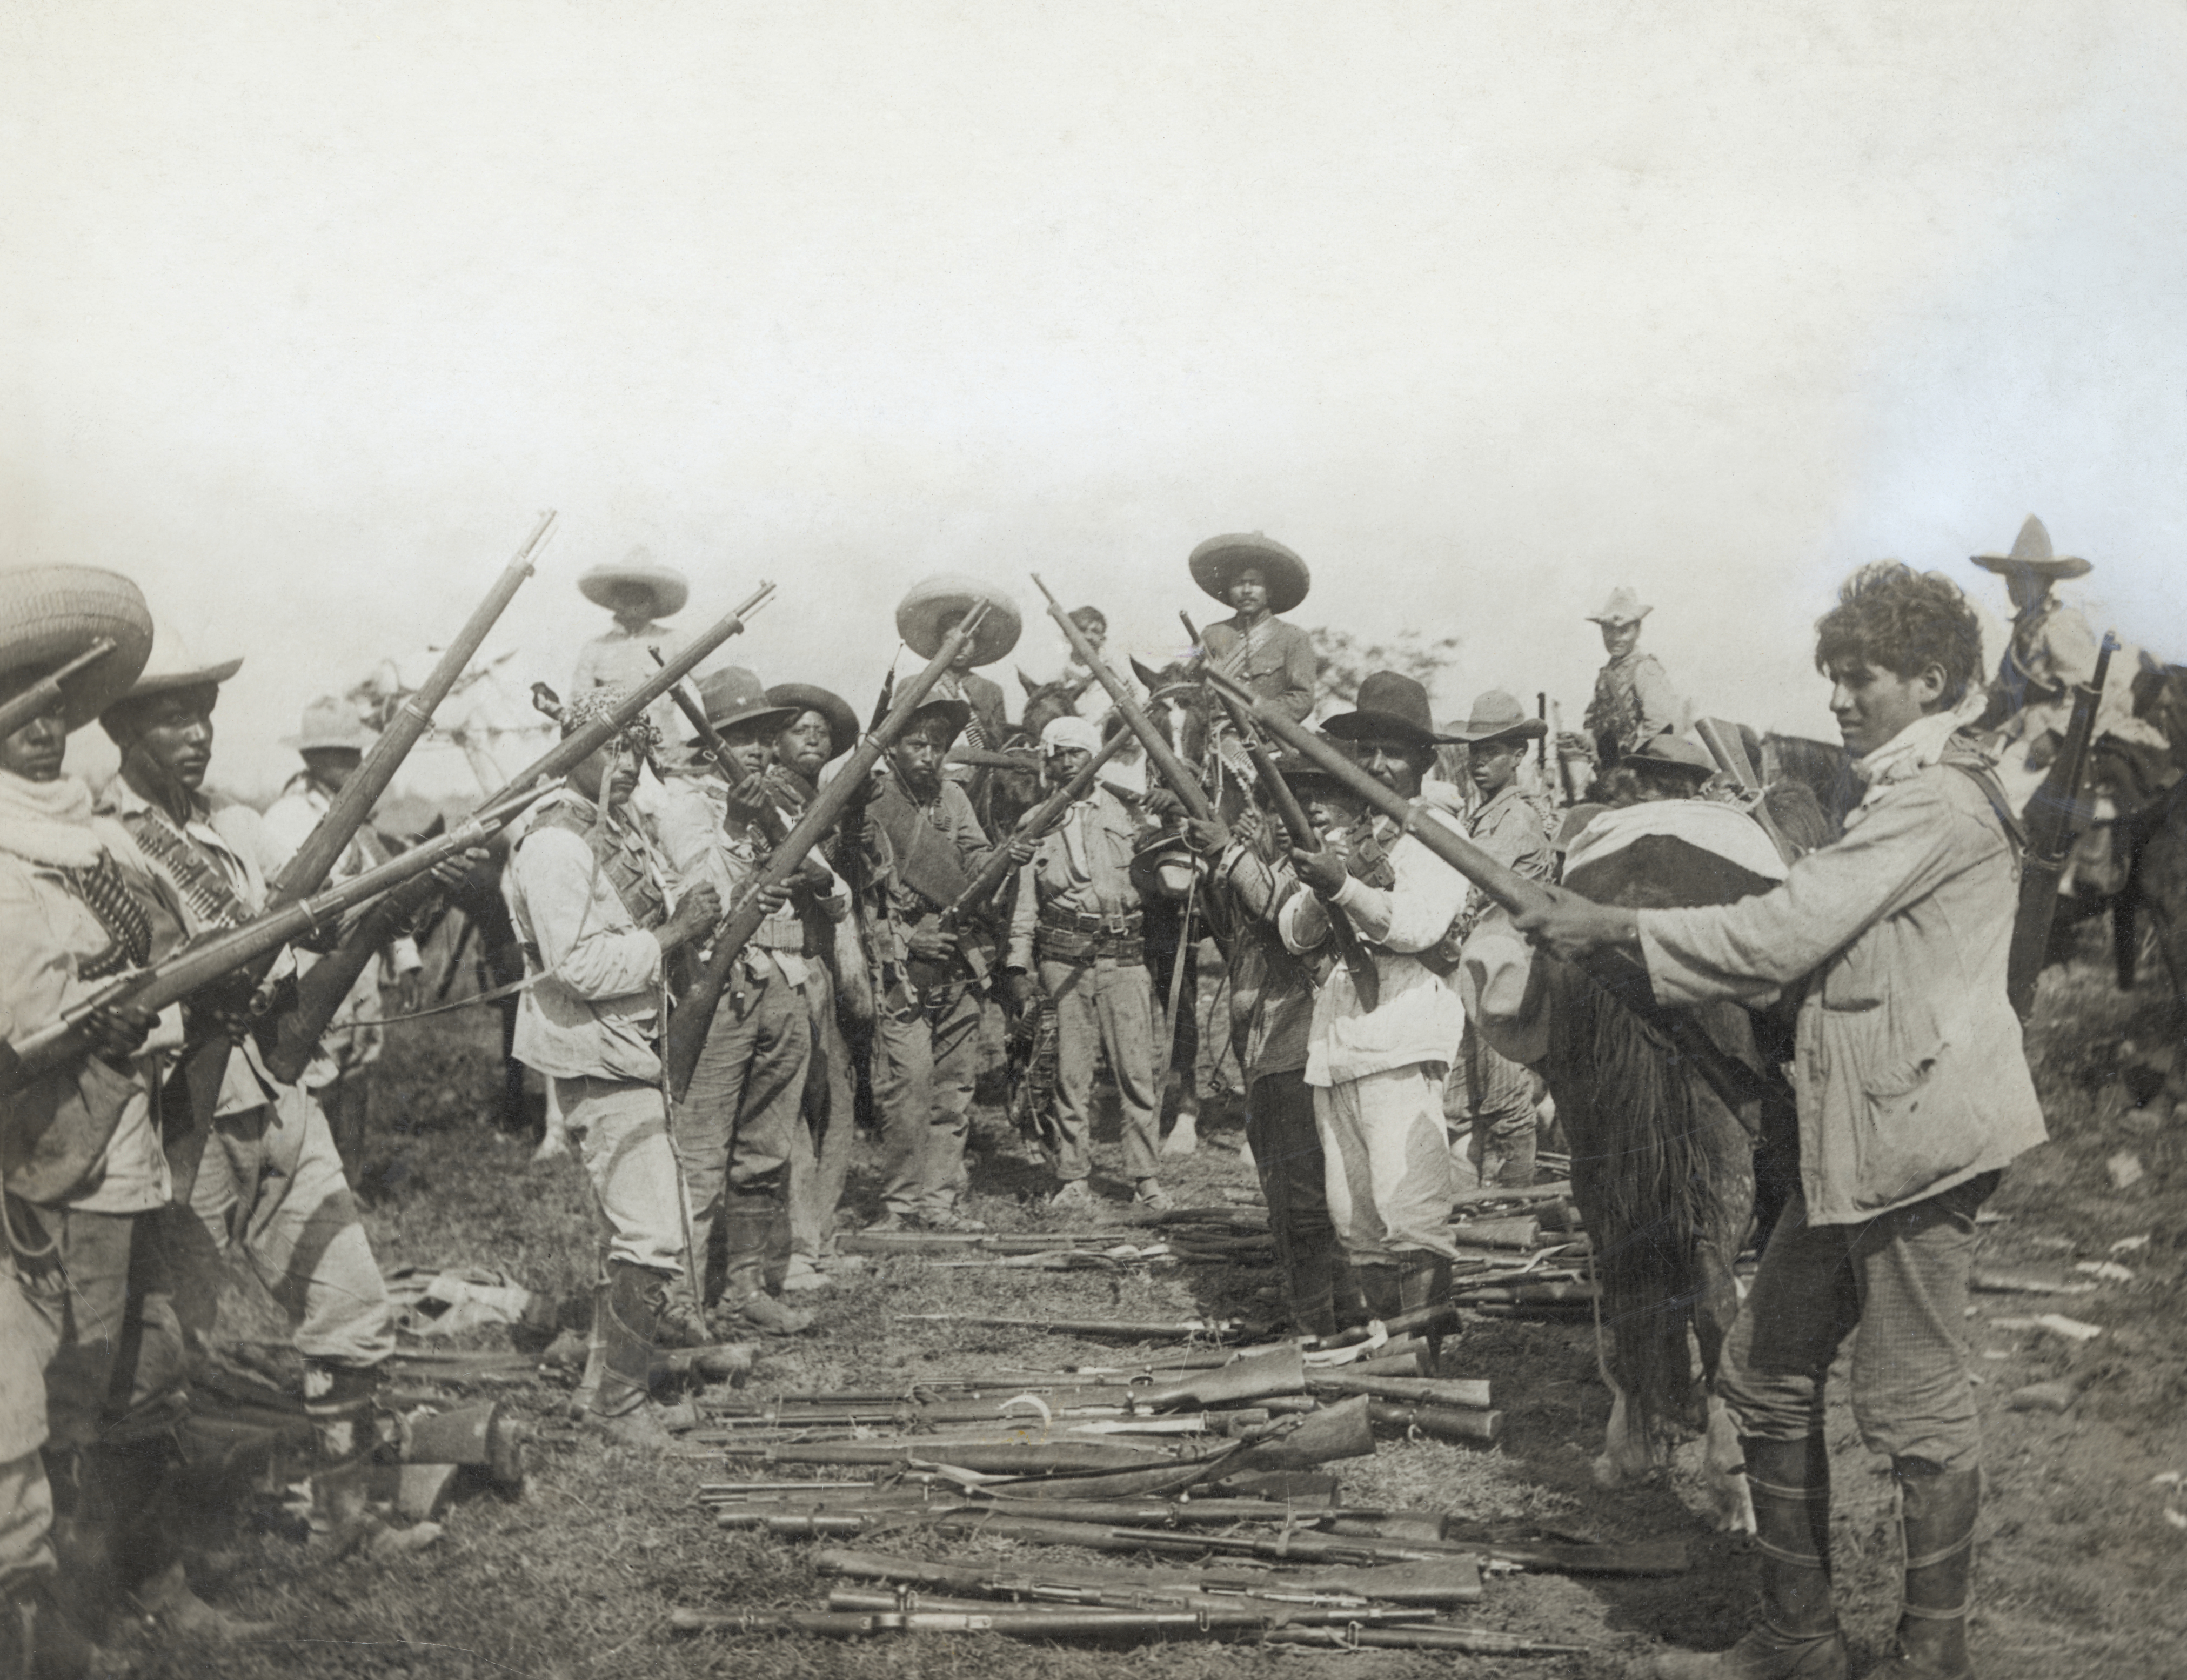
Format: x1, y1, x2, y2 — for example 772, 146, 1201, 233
130, 934, 2187, 1680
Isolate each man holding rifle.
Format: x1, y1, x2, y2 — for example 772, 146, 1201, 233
1276, 672, 1469, 1325
502, 688, 724, 1446
98, 631, 413, 1547
1517, 563, 2045, 1680
1004, 715, 1168, 1213
0, 565, 237, 1663
635, 668, 818, 1338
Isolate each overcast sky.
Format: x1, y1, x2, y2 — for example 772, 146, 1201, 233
8, 1, 2184, 802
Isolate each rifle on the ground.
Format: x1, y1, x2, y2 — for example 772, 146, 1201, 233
253, 574, 773, 1086
1033, 574, 1214, 822
813, 1545, 1487, 1609
3, 578, 772, 1103
1201, 666, 1779, 1121
1180, 610, 1378, 1009
2008, 632, 2117, 1018
662, 603, 993, 1099
0, 639, 119, 740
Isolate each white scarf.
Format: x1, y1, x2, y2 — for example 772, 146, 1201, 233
1853, 710, 1962, 791
0, 771, 104, 867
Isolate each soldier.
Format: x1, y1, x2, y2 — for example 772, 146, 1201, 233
1278, 672, 1469, 1321
1521, 561, 2044, 1680
1444, 691, 1553, 1188
571, 547, 692, 746
1004, 716, 1168, 1212
838, 693, 1013, 1232
1582, 586, 1684, 764
898, 574, 1019, 754
0, 565, 229, 1659
260, 697, 425, 1183
501, 690, 724, 1444
1191, 533, 1317, 722
636, 668, 819, 1337
764, 681, 866, 1292
98, 628, 415, 1545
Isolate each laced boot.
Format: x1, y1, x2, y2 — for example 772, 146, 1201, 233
3, 1574, 101, 1680
1865, 1461, 1980, 1678
714, 1197, 813, 1336
586, 1261, 688, 1451
1656, 1434, 1846, 1680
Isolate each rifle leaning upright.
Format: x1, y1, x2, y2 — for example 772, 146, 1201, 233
2007, 631, 2117, 1019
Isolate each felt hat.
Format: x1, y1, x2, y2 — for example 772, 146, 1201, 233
283, 696, 373, 754
895, 575, 1023, 667
109, 620, 244, 707
578, 547, 690, 619
1129, 833, 1200, 903
899, 697, 972, 747
690, 666, 799, 739
1627, 733, 1718, 782
1321, 671, 1449, 748
766, 682, 859, 761
1448, 689, 1549, 746
1584, 586, 1652, 625
1189, 533, 1310, 616
0, 565, 156, 731
1971, 514, 2090, 581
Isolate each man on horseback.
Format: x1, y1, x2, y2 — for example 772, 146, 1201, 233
1522, 561, 2045, 1680
1191, 533, 1317, 723
1583, 586, 1687, 767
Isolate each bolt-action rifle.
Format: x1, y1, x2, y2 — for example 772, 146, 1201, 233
2007, 631, 2117, 1018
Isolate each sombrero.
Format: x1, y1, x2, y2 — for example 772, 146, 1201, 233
108, 620, 243, 707
1188, 533, 1310, 617
767, 682, 859, 761
895, 575, 1022, 667
1320, 671, 1450, 749
578, 547, 690, 618
282, 696, 374, 754
690, 667, 799, 739
0, 565, 155, 730
1448, 689, 1548, 746
1584, 586, 1652, 625
1971, 515, 2090, 581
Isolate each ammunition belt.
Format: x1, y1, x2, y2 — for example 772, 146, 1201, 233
1037, 908, 1144, 966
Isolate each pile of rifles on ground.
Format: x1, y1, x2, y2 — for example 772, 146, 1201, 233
671, 1181, 1673, 1654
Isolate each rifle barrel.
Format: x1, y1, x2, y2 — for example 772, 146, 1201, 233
1034, 573, 1212, 820
944, 725, 1136, 920
0, 639, 117, 740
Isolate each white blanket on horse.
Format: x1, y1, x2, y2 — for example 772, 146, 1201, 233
1562, 800, 1788, 886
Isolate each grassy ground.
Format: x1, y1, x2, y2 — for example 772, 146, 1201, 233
126, 935, 2187, 1680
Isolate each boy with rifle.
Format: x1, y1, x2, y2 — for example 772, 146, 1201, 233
1003, 716, 1168, 1213
97, 630, 418, 1550
1520, 563, 2046, 1680
0, 565, 232, 1663
501, 689, 724, 1446
634, 667, 817, 1338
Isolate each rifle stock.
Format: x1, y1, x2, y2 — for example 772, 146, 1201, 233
660, 601, 991, 1099
1033, 574, 1213, 821
2008, 632, 2117, 1018
1202, 667, 1778, 1118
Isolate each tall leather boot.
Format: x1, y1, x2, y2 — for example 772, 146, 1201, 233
715, 1195, 812, 1337
303, 1360, 380, 1536
1870, 1461, 1979, 1678
587, 1261, 687, 1451
1287, 1240, 1339, 1339
1494, 1121, 1538, 1189
1397, 1252, 1454, 1366
1355, 1260, 1404, 1326
1656, 1434, 1846, 1680
1333, 1259, 1371, 1330
761, 1202, 795, 1297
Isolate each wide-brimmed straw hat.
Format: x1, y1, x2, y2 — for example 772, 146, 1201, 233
767, 682, 859, 760
109, 620, 243, 708
1320, 671, 1449, 749
690, 667, 799, 740
1584, 586, 1652, 625
1188, 533, 1311, 616
1448, 689, 1548, 746
895, 575, 1023, 667
579, 547, 690, 618
282, 696, 373, 754
0, 565, 156, 730
1970, 515, 2090, 581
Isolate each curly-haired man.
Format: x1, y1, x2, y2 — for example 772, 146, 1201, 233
1519, 562, 2044, 1680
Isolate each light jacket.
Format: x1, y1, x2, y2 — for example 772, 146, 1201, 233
1638, 713, 2046, 1224
1007, 789, 1143, 969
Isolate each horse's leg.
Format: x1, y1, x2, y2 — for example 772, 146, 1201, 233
2142, 816, 2187, 1116
1690, 1110, 1757, 1533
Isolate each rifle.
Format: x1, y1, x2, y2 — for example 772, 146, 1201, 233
5, 580, 774, 1103
645, 646, 801, 856
255, 573, 772, 1086
1201, 666, 1781, 1121
2008, 631, 2117, 1018
661, 602, 992, 1099
1033, 574, 1214, 822
170, 516, 556, 1146
1180, 610, 1379, 1010
814, 1545, 1486, 1610
0, 639, 118, 739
